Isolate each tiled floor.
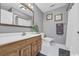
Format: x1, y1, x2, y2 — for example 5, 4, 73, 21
40, 41, 69, 56
37, 48, 70, 56
36, 53, 46, 56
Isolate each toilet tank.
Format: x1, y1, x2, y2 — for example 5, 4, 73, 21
40, 33, 45, 39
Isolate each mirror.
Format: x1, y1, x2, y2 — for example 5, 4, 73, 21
0, 3, 34, 27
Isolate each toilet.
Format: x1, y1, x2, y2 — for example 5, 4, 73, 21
40, 33, 67, 56
40, 33, 55, 47
40, 33, 56, 55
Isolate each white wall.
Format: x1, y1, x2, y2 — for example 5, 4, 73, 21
33, 4, 44, 32
43, 6, 68, 44
66, 4, 79, 55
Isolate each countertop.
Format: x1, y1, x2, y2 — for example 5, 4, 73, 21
0, 32, 41, 46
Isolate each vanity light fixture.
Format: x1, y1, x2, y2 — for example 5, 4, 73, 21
27, 3, 33, 9
19, 4, 26, 10
19, 4, 23, 8
19, 6, 25, 10
19, 3, 33, 11
30, 5, 33, 9
28, 3, 31, 7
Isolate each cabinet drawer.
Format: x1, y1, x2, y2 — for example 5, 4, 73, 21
0, 49, 19, 56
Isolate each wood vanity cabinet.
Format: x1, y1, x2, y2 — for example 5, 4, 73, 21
0, 35, 42, 56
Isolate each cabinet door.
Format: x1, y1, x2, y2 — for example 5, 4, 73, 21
37, 40, 42, 53
32, 45, 38, 56
21, 45, 31, 56
32, 41, 38, 56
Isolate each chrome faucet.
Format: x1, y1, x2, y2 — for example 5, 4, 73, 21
22, 32, 26, 36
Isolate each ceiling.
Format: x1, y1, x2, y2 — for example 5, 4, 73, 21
35, 3, 67, 13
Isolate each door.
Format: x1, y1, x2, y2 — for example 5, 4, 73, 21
66, 4, 79, 55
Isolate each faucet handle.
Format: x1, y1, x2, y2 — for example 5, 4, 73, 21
22, 32, 26, 36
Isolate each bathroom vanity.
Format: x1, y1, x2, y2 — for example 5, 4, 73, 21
0, 33, 42, 56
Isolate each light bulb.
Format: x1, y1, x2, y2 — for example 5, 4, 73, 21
31, 6, 33, 9
19, 4, 24, 8
21, 7, 25, 10
28, 3, 31, 7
